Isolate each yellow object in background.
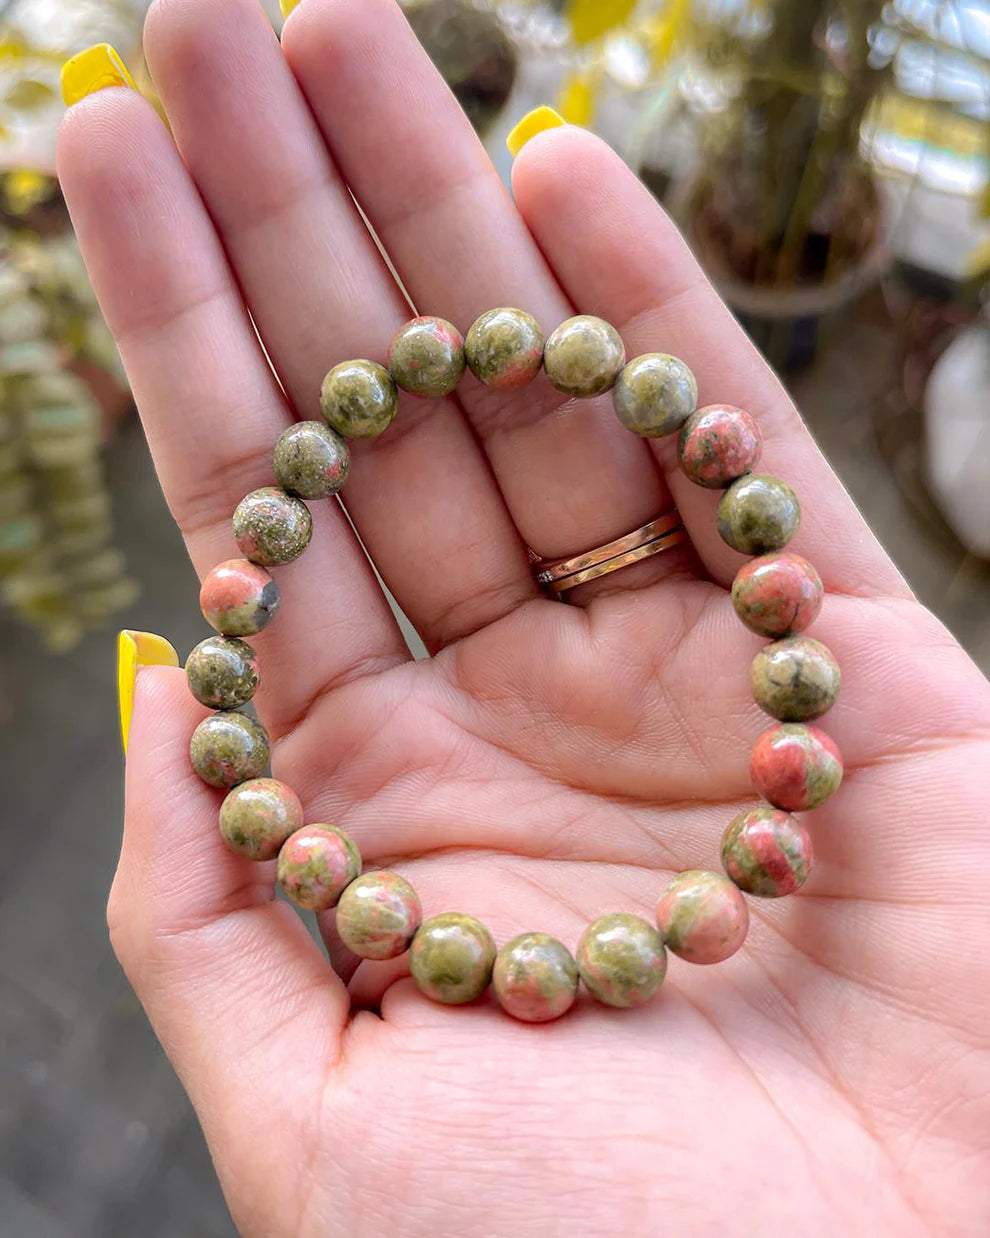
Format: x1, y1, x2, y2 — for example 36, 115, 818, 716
565, 0, 638, 45
506, 106, 565, 157
117, 630, 179, 755
557, 70, 600, 127
280, 0, 302, 18
60, 43, 134, 107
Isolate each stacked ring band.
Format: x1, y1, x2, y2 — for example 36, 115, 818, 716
182, 309, 841, 1024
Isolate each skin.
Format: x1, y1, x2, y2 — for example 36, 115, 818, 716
612, 352, 698, 438
232, 486, 312, 566
59, 2, 990, 1235
185, 634, 260, 709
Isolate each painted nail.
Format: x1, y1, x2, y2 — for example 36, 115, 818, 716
117, 630, 179, 756
279, 0, 302, 18
61, 44, 136, 108
506, 106, 565, 158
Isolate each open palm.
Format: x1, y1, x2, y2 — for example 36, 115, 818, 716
58, 1, 990, 1234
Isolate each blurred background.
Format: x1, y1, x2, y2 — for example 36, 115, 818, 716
1, 0, 988, 1233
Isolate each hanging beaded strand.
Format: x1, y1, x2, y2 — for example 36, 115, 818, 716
182, 308, 841, 1025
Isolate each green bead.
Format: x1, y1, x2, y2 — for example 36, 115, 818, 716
576, 913, 666, 1008
716, 474, 801, 556
493, 932, 578, 1023
320, 360, 398, 439
612, 353, 697, 437
232, 487, 312, 567
219, 778, 303, 861
336, 872, 422, 960
410, 912, 495, 1005
189, 711, 269, 789
464, 307, 544, 390
185, 635, 259, 710
751, 635, 841, 722
543, 315, 625, 398
388, 317, 466, 398
277, 825, 362, 911
273, 421, 350, 499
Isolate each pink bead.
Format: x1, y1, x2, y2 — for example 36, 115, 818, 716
655, 870, 749, 964
200, 558, 280, 637
677, 404, 762, 489
750, 722, 843, 811
731, 552, 823, 639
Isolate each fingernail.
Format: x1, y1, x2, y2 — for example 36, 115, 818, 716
118, 630, 179, 756
61, 44, 136, 108
506, 106, 565, 158
279, 0, 302, 18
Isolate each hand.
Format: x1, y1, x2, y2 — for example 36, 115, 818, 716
58, 1, 990, 1234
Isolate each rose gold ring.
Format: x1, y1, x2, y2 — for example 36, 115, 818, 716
529, 512, 688, 595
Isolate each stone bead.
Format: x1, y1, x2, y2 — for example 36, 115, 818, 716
612, 353, 697, 438
219, 777, 303, 861
677, 403, 762, 488
722, 806, 813, 898
200, 559, 280, 637
716, 474, 801, 556
543, 315, 625, 398
273, 421, 350, 500
335, 871, 422, 960
731, 552, 823, 638
321, 360, 398, 440
185, 635, 260, 710
388, 316, 465, 398
576, 913, 666, 1008
751, 636, 841, 722
190, 711, 269, 789
465, 307, 544, 390
750, 722, 843, 811
656, 871, 749, 964
276, 825, 362, 911
493, 932, 578, 1023
410, 912, 496, 1005
232, 487, 312, 567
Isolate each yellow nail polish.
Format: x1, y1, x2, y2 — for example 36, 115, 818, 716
279, 0, 302, 18
506, 106, 565, 158
117, 630, 179, 756
61, 44, 136, 108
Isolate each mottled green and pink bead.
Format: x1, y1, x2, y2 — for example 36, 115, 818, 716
493, 933, 578, 1023
465, 307, 544, 390
576, 913, 666, 1007
410, 912, 496, 1005
190, 710, 269, 789
219, 777, 302, 861
185, 635, 259, 710
233, 487, 312, 567
655, 870, 748, 964
678, 403, 762, 488
722, 806, 812, 898
388, 316, 465, 398
320, 359, 398, 439
543, 315, 625, 398
751, 635, 841, 722
750, 722, 843, 811
613, 353, 697, 438
276, 825, 362, 911
274, 421, 350, 500
200, 559, 279, 637
335, 871, 422, 960
732, 552, 823, 638
717, 474, 801, 556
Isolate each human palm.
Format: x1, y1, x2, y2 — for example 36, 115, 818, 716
58, 0, 990, 1234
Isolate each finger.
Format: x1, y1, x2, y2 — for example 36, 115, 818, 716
283, 0, 698, 590
112, 667, 348, 1228
143, 0, 538, 648
57, 89, 408, 736
512, 126, 912, 599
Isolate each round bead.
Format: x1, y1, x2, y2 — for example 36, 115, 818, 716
190, 711, 269, 789
612, 353, 697, 438
185, 635, 259, 710
543, 315, 625, 398
655, 870, 749, 965
722, 807, 813, 898
335, 872, 422, 960
751, 636, 841, 722
731, 552, 823, 638
576, 913, 666, 1008
232, 488, 312, 567
716, 474, 801, 556
750, 722, 843, 811
273, 421, 350, 500
493, 932, 578, 1023
388, 316, 465, 398
276, 825, 362, 911
200, 559, 280, 637
464, 307, 544, 390
677, 403, 762, 488
219, 777, 303, 861
321, 360, 398, 440
409, 913, 496, 1005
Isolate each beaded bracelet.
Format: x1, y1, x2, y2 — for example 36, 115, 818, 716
183, 309, 841, 1023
